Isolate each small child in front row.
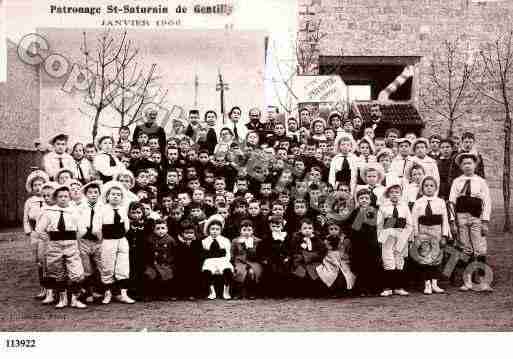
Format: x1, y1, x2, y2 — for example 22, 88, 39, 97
287, 218, 326, 297
265, 216, 290, 298
200, 214, 233, 300
143, 220, 178, 300
174, 220, 202, 300
347, 189, 381, 296
377, 183, 413, 297
411, 176, 449, 294
315, 227, 356, 297
232, 219, 265, 299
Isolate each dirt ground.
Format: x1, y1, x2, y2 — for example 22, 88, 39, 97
1, 230, 512, 332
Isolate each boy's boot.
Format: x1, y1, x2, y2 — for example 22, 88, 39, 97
55, 290, 68, 309
70, 294, 87, 309
222, 284, 231, 300
42, 289, 55, 304
208, 285, 216, 300
35, 287, 47, 299
459, 272, 473, 291
424, 280, 432, 295
102, 288, 113, 304
431, 279, 445, 293
116, 288, 136, 304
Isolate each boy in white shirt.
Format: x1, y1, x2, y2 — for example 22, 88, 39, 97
449, 153, 492, 292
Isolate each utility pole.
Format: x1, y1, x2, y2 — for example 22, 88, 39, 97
194, 73, 199, 108
216, 69, 229, 124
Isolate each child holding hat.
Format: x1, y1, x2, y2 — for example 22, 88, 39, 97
411, 176, 449, 294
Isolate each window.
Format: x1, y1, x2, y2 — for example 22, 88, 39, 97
347, 85, 371, 102
319, 56, 420, 101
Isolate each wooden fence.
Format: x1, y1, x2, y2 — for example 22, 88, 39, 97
0, 148, 42, 228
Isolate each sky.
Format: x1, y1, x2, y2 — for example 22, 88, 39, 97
38, 28, 266, 142
2, 0, 298, 141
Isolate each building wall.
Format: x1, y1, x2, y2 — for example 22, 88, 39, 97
0, 39, 40, 150
0, 39, 41, 227
299, 0, 513, 189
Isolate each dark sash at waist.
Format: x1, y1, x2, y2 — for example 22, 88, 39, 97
102, 223, 126, 239
49, 231, 77, 241
419, 215, 443, 226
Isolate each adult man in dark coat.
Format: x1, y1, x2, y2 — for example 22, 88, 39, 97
132, 109, 167, 153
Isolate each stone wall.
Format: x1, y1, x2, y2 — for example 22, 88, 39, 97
298, 0, 513, 190
0, 39, 40, 150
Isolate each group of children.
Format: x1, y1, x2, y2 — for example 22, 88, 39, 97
23, 107, 493, 309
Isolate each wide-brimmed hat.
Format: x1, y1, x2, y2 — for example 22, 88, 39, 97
25, 170, 50, 193
376, 148, 395, 162
55, 167, 75, 181
412, 137, 430, 151
81, 180, 103, 195
361, 163, 385, 184
52, 184, 71, 200
101, 180, 128, 205
455, 152, 480, 168
383, 180, 403, 198
203, 214, 225, 236
41, 181, 59, 192
394, 137, 412, 146
95, 135, 115, 150
49, 133, 69, 145
115, 170, 135, 189
67, 178, 82, 188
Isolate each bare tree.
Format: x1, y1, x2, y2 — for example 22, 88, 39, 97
110, 38, 140, 127
270, 18, 345, 116
80, 30, 127, 140
474, 31, 513, 233
420, 39, 478, 137
124, 63, 168, 127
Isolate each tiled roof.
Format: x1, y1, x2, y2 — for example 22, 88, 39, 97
353, 101, 424, 127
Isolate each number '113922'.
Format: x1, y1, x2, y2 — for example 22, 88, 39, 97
5, 339, 36, 348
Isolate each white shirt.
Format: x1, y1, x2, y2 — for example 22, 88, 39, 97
95, 205, 130, 239
329, 152, 359, 193
35, 205, 80, 235
449, 174, 491, 221
43, 151, 77, 180
93, 152, 124, 181
412, 196, 449, 236
377, 202, 413, 249
391, 154, 413, 178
